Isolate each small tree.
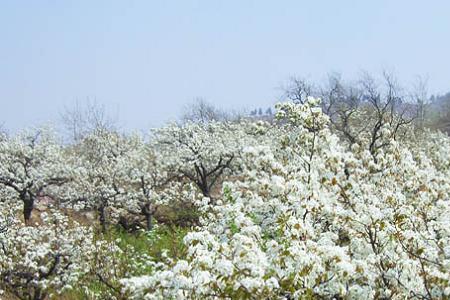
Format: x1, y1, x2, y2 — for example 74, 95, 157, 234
125, 140, 176, 231
153, 122, 242, 199
0, 128, 67, 224
70, 129, 137, 231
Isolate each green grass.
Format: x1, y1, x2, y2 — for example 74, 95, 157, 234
56, 224, 190, 300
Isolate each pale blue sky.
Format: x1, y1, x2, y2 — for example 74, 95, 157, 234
1, 1, 449, 131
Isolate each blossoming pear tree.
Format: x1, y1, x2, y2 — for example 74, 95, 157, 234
121, 138, 189, 231
0, 128, 68, 224
151, 121, 243, 200
70, 129, 140, 231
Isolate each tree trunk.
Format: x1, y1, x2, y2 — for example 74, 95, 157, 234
32, 288, 45, 300
23, 196, 34, 225
98, 203, 107, 232
141, 203, 153, 231
198, 179, 210, 198
145, 213, 153, 231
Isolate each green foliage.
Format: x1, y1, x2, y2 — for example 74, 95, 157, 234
144, 225, 189, 260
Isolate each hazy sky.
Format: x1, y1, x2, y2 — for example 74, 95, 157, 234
1, 0, 449, 132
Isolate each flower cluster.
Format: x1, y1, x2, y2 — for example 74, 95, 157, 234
0, 207, 94, 300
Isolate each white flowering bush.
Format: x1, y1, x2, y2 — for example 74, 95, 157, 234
122, 98, 450, 299
0, 208, 94, 300
79, 233, 155, 300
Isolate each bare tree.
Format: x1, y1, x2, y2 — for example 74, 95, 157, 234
411, 76, 429, 129
326, 89, 363, 145
283, 71, 418, 158
282, 76, 314, 104
181, 98, 228, 124
60, 99, 119, 143
356, 71, 416, 156
317, 73, 363, 117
